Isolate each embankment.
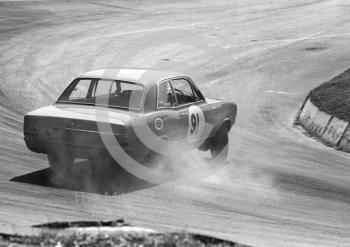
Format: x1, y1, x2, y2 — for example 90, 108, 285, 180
296, 69, 350, 152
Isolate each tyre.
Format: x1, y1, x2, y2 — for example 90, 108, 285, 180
142, 149, 174, 169
210, 126, 229, 161
47, 148, 74, 175
90, 154, 114, 172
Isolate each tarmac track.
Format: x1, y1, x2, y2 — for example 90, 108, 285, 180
0, 0, 350, 246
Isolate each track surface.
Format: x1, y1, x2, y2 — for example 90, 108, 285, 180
1, 1, 350, 246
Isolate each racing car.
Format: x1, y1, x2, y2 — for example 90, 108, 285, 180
23, 68, 237, 172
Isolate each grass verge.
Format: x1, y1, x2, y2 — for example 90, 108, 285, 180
309, 68, 350, 121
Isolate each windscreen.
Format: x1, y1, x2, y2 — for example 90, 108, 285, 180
57, 79, 144, 111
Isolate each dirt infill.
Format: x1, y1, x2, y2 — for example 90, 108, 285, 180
0, 220, 252, 247
0, 232, 251, 247
309, 68, 350, 122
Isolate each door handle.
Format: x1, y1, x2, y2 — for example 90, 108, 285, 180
180, 112, 188, 117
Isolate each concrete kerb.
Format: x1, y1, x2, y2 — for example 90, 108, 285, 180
295, 92, 350, 152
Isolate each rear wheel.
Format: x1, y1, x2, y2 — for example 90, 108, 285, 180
143, 150, 165, 166
142, 149, 176, 170
210, 126, 229, 161
90, 155, 114, 172
47, 148, 74, 175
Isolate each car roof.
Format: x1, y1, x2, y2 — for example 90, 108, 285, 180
78, 68, 187, 86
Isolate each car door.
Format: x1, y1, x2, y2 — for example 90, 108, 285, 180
169, 77, 207, 145
184, 77, 219, 138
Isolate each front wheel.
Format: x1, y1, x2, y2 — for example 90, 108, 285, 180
210, 126, 229, 161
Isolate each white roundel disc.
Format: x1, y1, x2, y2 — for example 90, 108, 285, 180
154, 117, 163, 131
187, 105, 205, 143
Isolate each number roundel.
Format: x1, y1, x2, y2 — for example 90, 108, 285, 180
154, 117, 163, 131
187, 105, 205, 142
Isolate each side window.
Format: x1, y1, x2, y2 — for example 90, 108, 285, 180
110, 81, 118, 95
68, 79, 92, 101
170, 78, 197, 105
158, 81, 176, 108
191, 83, 204, 101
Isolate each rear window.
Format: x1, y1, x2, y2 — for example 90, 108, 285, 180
57, 79, 144, 111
